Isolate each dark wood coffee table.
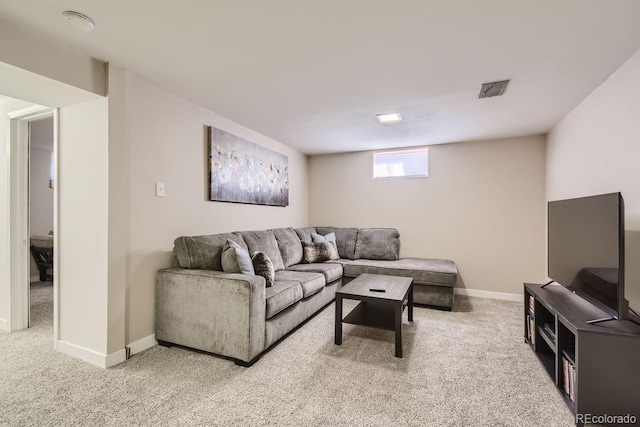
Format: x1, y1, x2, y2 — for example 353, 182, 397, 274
335, 273, 413, 358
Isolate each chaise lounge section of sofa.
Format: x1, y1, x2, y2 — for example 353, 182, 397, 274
308, 227, 458, 309
156, 226, 457, 365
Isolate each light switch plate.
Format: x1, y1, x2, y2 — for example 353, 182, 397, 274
155, 182, 165, 197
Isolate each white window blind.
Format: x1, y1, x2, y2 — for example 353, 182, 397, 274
373, 148, 429, 179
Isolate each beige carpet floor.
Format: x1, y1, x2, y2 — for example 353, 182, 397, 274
0, 282, 575, 426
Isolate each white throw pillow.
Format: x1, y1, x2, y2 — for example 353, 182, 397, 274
311, 232, 337, 251
221, 239, 255, 274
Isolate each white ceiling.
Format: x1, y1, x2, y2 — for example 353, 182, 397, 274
1, 1, 640, 155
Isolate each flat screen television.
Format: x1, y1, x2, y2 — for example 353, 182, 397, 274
548, 192, 629, 321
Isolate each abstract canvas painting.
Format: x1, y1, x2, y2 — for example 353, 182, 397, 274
208, 126, 289, 206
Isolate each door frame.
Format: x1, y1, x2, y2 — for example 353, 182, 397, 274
7, 105, 58, 343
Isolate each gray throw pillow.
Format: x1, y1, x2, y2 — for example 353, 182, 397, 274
221, 239, 255, 274
302, 241, 339, 263
311, 232, 337, 250
251, 252, 275, 287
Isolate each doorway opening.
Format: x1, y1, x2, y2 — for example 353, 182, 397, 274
7, 105, 58, 338
28, 117, 55, 328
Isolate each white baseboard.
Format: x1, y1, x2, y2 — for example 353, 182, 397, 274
454, 288, 521, 302
127, 333, 158, 356
0, 318, 9, 332
56, 335, 157, 369
57, 340, 111, 368
106, 348, 127, 368
106, 334, 157, 367
30, 276, 40, 283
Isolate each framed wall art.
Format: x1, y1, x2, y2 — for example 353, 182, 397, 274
207, 126, 289, 207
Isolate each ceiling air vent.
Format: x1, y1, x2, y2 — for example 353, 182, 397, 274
479, 80, 509, 98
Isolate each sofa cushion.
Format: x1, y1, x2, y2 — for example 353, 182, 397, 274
174, 233, 247, 270
286, 262, 343, 284
294, 227, 317, 242
326, 258, 354, 267
221, 239, 255, 275
240, 230, 285, 271
251, 251, 275, 287
343, 258, 458, 287
265, 280, 303, 319
271, 227, 303, 267
302, 241, 339, 263
275, 270, 325, 298
354, 228, 400, 260
315, 227, 358, 259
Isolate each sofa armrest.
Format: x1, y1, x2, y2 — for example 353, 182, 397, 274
156, 268, 266, 363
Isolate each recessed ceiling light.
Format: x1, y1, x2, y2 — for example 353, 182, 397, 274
62, 11, 95, 32
376, 113, 402, 124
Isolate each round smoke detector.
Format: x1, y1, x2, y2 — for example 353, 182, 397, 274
62, 11, 95, 32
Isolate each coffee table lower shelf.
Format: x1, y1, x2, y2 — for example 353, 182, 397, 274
342, 301, 405, 332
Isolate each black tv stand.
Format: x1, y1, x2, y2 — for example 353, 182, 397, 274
524, 283, 640, 425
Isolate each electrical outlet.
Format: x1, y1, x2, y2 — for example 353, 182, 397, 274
155, 182, 165, 197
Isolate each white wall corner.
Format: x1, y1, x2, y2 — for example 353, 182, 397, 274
128, 334, 158, 357
454, 287, 522, 302
0, 318, 9, 332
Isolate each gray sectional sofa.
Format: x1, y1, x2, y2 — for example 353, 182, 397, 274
156, 226, 457, 366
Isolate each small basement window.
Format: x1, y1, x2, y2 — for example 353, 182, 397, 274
373, 147, 429, 179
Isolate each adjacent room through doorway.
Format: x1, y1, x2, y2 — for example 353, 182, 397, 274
28, 116, 54, 327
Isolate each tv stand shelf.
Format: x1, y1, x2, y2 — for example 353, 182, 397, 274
524, 283, 640, 426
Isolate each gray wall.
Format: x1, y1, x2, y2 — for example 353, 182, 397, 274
308, 135, 547, 296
